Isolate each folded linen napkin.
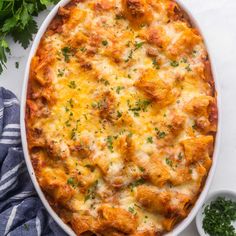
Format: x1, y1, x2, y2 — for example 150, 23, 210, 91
0, 87, 66, 236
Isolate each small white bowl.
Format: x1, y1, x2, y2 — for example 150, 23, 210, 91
196, 190, 236, 236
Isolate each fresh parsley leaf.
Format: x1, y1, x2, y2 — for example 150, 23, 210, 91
11, 19, 38, 49
0, 39, 10, 74
0, 0, 57, 74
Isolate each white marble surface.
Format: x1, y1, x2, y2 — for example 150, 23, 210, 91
1, 0, 236, 235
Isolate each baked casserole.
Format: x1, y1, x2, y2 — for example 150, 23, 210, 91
26, 0, 218, 235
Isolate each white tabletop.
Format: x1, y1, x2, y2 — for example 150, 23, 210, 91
1, 0, 236, 235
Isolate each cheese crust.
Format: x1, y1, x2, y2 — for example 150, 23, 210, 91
26, 0, 218, 235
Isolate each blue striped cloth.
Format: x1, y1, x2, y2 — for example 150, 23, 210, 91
0, 87, 66, 236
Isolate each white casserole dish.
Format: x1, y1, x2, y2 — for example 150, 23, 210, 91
20, 0, 221, 235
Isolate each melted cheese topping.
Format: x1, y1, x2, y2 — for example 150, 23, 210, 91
26, 0, 217, 235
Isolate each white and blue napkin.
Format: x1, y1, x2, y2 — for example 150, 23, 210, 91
0, 87, 66, 236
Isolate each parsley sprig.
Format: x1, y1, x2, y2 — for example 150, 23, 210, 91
0, 0, 58, 74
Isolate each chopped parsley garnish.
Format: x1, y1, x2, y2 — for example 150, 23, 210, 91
71, 128, 77, 140
203, 197, 236, 236
125, 50, 133, 62
84, 164, 95, 172
165, 158, 173, 167
134, 41, 144, 50
185, 64, 192, 71
139, 166, 145, 172
181, 57, 188, 63
155, 128, 166, 139
128, 99, 151, 117
106, 136, 114, 152
170, 61, 179, 67
80, 47, 86, 52
130, 178, 145, 191
84, 180, 98, 202
67, 177, 76, 187
178, 152, 183, 160
68, 81, 77, 89
193, 50, 197, 56
67, 98, 74, 108
147, 136, 153, 143
117, 110, 122, 118
65, 119, 71, 127
15, 61, 19, 69
136, 99, 151, 112
192, 122, 197, 129
128, 206, 135, 214
57, 68, 65, 77
61, 47, 73, 62
116, 86, 125, 94
99, 78, 110, 86
152, 58, 160, 69
102, 40, 108, 46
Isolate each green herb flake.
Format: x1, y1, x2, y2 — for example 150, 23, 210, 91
68, 98, 74, 108
147, 136, 153, 143
80, 47, 86, 52
57, 68, 65, 77
165, 158, 173, 167
15, 61, 19, 69
102, 40, 108, 46
128, 206, 135, 214
116, 86, 125, 94
178, 152, 183, 160
192, 122, 197, 129
134, 41, 144, 50
84, 164, 95, 172
152, 58, 160, 70
84, 180, 98, 202
185, 64, 192, 71
170, 61, 179, 67
117, 110, 122, 118
99, 78, 110, 86
155, 128, 166, 139
125, 50, 133, 62
139, 166, 145, 172
181, 57, 188, 63
203, 197, 236, 236
67, 177, 76, 187
61, 47, 73, 62
106, 135, 114, 153
68, 80, 77, 89
130, 178, 145, 191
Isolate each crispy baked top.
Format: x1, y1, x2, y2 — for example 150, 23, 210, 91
26, 0, 218, 235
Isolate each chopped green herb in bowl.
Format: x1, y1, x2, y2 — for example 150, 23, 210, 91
196, 191, 236, 236
202, 197, 236, 236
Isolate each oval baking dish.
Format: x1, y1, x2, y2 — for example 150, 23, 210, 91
20, 0, 221, 235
